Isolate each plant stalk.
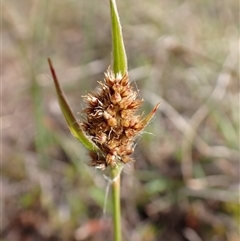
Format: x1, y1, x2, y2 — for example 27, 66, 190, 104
111, 166, 122, 241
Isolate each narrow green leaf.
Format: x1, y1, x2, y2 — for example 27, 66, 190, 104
109, 0, 127, 76
48, 58, 100, 152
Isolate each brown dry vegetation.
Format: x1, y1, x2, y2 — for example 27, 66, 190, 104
2, 0, 239, 241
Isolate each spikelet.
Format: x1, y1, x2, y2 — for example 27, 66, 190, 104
82, 68, 160, 169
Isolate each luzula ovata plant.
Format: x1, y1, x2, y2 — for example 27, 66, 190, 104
48, 0, 159, 240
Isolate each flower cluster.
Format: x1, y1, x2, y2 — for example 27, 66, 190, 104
81, 69, 158, 169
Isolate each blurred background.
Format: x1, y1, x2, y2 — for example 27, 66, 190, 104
2, 0, 239, 240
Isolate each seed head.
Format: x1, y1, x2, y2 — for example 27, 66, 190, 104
82, 68, 159, 169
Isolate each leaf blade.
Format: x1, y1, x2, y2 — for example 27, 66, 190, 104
48, 58, 100, 152
139, 102, 161, 129
110, 0, 127, 76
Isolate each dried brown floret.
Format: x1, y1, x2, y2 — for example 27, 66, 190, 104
82, 69, 159, 169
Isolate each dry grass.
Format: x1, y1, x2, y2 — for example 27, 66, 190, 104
2, 0, 239, 241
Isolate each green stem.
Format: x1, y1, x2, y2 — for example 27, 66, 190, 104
109, 0, 125, 240
111, 166, 122, 241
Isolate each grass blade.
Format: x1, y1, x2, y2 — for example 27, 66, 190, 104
109, 0, 127, 76
48, 58, 100, 152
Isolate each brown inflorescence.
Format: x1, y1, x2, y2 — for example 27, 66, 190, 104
81, 68, 157, 169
